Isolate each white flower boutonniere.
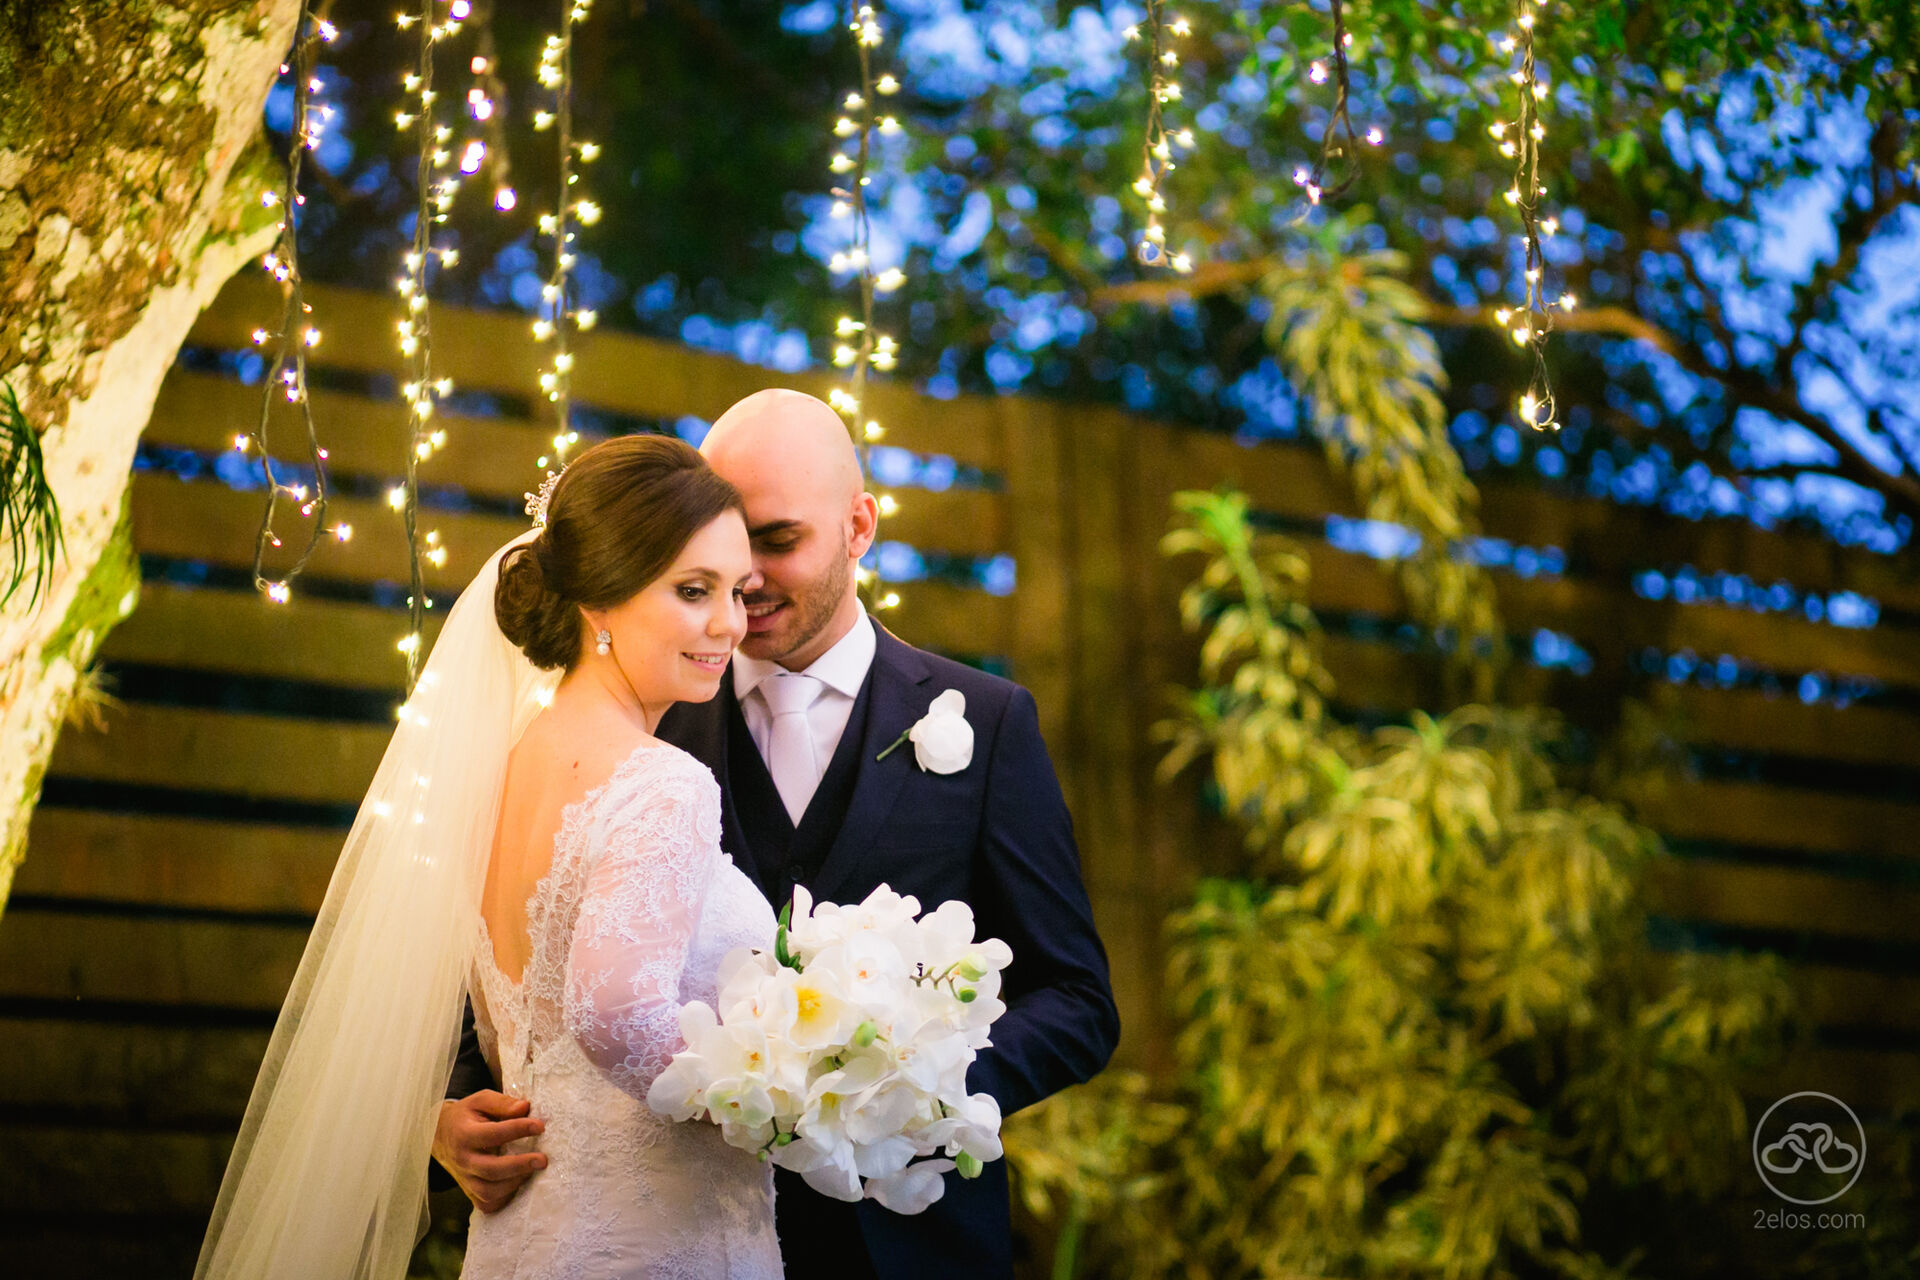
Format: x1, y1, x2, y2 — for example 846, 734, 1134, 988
877, 689, 974, 774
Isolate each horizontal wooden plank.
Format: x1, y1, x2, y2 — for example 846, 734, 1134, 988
1147, 423, 1356, 524
1657, 685, 1920, 772
1648, 859, 1920, 946
103, 582, 434, 691
1480, 477, 1920, 619
132, 469, 1006, 595
1154, 427, 1920, 617
873, 488, 1010, 559
109, 575, 1016, 698
193, 276, 1007, 473
7, 1227, 208, 1280
49, 703, 389, 806
5, 1125, 231, 1217
1641, 780, 1920, 861
132, 469, 521, 594
1791, 964, 1920, 1036
149, 368, 598, 501
0, 910, 307, 1010
7, 1017, 269, 1127
875, 580, 1017, 660
1756, 1045, 1920, 1114
1318, 633, 1920, 772
64, 614, 1012, 804
1302, 542, 1920, 692
19, 809, 341, 916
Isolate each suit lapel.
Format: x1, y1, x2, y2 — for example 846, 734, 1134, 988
807, 625, 932, 904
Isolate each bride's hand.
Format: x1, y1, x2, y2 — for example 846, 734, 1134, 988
433, 1090, 548, 1213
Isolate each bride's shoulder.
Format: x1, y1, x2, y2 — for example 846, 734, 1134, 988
595, 739, 720, 823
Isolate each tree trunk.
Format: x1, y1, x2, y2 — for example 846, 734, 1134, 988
0, 0, 300, 912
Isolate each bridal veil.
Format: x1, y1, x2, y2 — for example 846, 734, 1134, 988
196, 535, 555, 1279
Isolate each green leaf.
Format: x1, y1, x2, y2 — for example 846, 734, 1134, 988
0, 381, 63, 612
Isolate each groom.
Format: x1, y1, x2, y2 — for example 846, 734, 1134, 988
435, 389, 1120, 1277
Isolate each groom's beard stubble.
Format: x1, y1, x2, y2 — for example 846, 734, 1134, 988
744, 532, 852, 665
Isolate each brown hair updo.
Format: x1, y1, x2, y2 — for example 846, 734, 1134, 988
495, 434, 744, 671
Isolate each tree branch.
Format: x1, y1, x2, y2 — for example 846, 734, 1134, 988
1089, 262, 1684, 353
1090, 240, 1920, 525
1773, 113, 1915, 383
1670, 339, 1920, 524
1088, 258, 1271, 307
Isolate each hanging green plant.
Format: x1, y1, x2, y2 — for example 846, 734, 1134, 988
0, 380, 63, 612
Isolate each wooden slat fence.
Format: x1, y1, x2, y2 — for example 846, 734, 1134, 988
7, 274, 1918, 1271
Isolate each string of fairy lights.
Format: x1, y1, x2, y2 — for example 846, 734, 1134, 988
826, 3, 905, 612
389, 0, 472, 687
243, 2, 343, 607
233, 2, 1575, 677
530, 0, 599, 476
1123, 3, 1194, 272
467, 0, 517, 216
1290, 0, 1386, 208
1488, 0, 1570, 432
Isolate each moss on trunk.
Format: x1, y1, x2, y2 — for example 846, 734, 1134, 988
0, 494, 137, 908
0, 0, 300, 917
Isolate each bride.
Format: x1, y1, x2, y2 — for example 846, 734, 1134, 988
195, 435, 783, 1279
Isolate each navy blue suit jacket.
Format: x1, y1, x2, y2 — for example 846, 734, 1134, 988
448, 621, 1119, 1278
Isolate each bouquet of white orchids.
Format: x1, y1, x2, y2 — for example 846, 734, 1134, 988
646, 884, 1011, 1214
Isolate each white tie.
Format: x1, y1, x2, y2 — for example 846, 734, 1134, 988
761, 672, 824, 825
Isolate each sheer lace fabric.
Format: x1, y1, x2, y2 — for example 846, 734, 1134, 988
464, 741, 782, 1279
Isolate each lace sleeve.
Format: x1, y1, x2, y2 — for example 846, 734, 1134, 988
563, 759, 721, 1099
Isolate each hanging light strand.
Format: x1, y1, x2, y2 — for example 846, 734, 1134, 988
1489, 0, 1569, 431
826, 4, 905, 613
1290, 0, 1384, 209
532, 0, 597, 474
466, 0, 517, 213
1123, 3, 1194, 272
393, 0, 469, 687
826, 5, 903, 443
246, 4, 341, 607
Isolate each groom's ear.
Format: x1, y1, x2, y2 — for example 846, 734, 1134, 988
848, 491, 880, 559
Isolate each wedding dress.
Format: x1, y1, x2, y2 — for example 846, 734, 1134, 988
194, 535, 782, 1280
463, 741, 782, 1279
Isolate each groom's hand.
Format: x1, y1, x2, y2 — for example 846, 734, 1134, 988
433, 1090, 548, 1213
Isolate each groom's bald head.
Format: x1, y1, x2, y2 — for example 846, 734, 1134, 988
702, 389, 865, 503
700, 390, 878, 670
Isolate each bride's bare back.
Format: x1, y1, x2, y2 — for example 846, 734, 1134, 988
482, 702, 655, 984
462, 703, 783, 1279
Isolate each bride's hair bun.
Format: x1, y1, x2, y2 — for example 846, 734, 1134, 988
494, 434, 743, 672
494, 542, 577, 670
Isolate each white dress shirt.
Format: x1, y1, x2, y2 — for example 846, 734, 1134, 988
733, 602, 877, 804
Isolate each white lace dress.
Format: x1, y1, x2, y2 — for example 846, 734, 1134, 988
462, 741, 783, 1279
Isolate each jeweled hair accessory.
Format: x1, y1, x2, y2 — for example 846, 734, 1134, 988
524, 468, 564, 528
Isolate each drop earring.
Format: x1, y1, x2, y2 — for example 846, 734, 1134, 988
595, 628, 612, 656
